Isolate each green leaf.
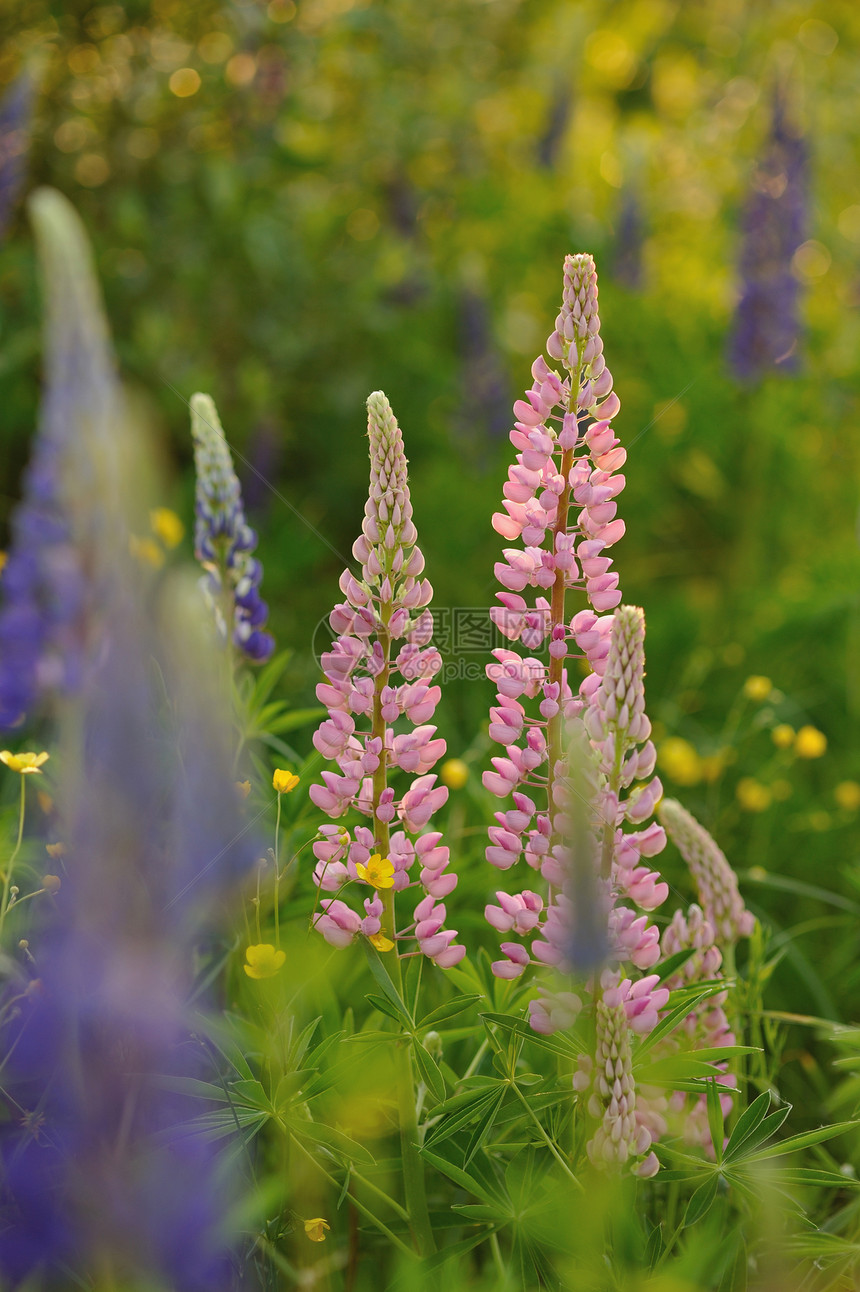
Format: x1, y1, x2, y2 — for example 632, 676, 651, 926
722, 1091, 772, 1159
684, 1173, 720, 1226
451, 1204, 502, 1221
362, 942, 413, 1025
413, 1039, 447, 1103
725, 1098, 791, 1162
290, 1119, 375, 1165
634, 989, 719, 1060
743, 1119, 860, 1161
230, 1079, 275, 1113
419, 1147, 505, 1207
366, 993, 411, 1026
153, 1075, 230, 1102
464, 1092, 506, 1166
706, 1078, 726, 1165
266, 706, 326, 735
418, 995, 483, 1031
481, 1011, 583, 1058
424, 1090, 500, 1147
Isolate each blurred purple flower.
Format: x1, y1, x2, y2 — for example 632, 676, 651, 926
0, 70, 34, 240
0, 189, 121, 730
729, 89, 808, 381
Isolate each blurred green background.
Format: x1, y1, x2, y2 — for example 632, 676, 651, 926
2, 0, 859, 1022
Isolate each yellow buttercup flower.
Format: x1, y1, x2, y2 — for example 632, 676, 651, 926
743, 675, 772, 702
234, 779, 251, 800
771, 724, 795, 749
45, 842, 65, 859
658, 738, 702, 786
243, 943, 286, 979
149, 507, 185, 549
369, 932, 394, 952
795, 725, 827, 759
0, 750, 50, 775
736, 778, 771, 813
441, 758, 469, 790
835, 781, 860, 812
355, 854, 395, 889
273, 769, 300, 794
129, 534, 165, 569
303, 1218, 330, 1242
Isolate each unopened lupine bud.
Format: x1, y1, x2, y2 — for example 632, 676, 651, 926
658, 799, 754, 944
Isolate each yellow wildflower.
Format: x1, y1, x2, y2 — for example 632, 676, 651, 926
303, 1218, 330, 1242
441, 758, 469, 790
795, 726, 827, 759
149, 507, 185, 549
835, 781, 860, 812
0, 751, 49, 775
42, 875, 61, 895
736, 778, 771, 813
369, 932, 394, 952
0, 552, 6, 575
129, 534, 165, 569
243, 943, 286, 979
37, 791, 54, 814
273, 769, 300, 794
355, 854, 395, 889
658, 738, 702, 786
771, 724, 795, 749
234, 779, 251, 800
45, 842, 65, 859
743, 675, 773, 702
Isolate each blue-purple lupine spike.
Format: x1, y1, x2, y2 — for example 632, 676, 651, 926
190, 392, 275, 663
0, 587, 256, 1288
0, 188, 120, 730
729, 88, 807, 381
0, 69, 34, 240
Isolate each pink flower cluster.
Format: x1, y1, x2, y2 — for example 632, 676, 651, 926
659, 798, 755, 944
309, 392, 463, 968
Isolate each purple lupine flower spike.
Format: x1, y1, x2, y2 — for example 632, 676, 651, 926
190, 393, 275, 663
310, 391, 463, 967
0, 69, 34, 240
729, 87, 807, 380
658, 798, 754, 944
0, 188, 122, 729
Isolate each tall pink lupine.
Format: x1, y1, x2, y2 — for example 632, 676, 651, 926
658, 798, 755, 945
310, 391, 464, 970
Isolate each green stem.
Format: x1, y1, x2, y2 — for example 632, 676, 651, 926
290, 1136, 414, 1258
371, 610, 435, 1257
274, 792, 282, 948
0, 777, 27, 944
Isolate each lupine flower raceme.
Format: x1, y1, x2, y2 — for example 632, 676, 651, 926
310, 392, 464, 967
0, 189, 123, 729
658, 799, 754, 945
481, 256, 672, 1175
190, 393, 275, 663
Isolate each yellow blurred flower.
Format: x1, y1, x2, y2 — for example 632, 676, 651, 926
835, 781, 860, 812
355, 854, 395, 889
809, 810, 831, 832
795, 726, 827, 759
369, 932, 394, 952
45, 842, 65, 859
129, 534, 165, 569
0, 750, 49, 775
743, 675, 773, 702
441, 758, 469, 790
771, 724, 795, 749
700, 750, 731, 783
42, 875, 61, 895
303, 1218, 330, 1242
37, 791, 53, 814
273, 769, 300, 794
234, 779, 251, 800
243, 944, 286, 979
736, 778, 771, 812
150, 507, 185, 549
0, 551, 6, 575
658, 738, 702, 786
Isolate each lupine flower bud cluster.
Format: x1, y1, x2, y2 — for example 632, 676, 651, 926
658, 799, 754, 944
310, 392, 463, 968
662, 903, 736, 1148
572, 981, 660, 1178
190, 393, 274, 663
